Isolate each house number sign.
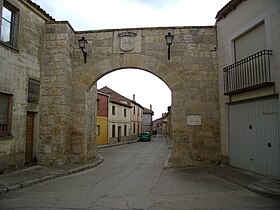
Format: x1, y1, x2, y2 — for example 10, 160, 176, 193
187, 114, 201, 126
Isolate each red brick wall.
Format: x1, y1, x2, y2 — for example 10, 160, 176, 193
97, 93, 109, 117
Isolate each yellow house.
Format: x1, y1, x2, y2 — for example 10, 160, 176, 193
96, 117, 108, 145
96, 91, 109, 145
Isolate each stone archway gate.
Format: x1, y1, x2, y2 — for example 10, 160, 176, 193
38, 21, 220, 167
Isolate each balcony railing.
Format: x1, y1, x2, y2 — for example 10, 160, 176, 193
223, 50, 273, 95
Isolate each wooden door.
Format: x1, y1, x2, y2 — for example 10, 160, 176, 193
25, 112, 34, 165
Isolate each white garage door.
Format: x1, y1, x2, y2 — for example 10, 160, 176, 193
229, 97, 280, 179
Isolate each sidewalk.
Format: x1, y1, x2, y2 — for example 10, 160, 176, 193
0, 154, 104, 195
0, 140, 138, 195
200, 164, 280, 200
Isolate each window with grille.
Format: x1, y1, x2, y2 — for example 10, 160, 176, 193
28, 79, 40, 103
0, 93, 12, 137
0, 1, 19, 47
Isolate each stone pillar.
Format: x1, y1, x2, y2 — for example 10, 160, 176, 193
38, 22, 74, 166
68, 82, 97, 163
170, 27, 220, 167
68, 33, 97, 163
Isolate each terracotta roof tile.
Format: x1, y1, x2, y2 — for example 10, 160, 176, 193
26, 0, 55, 21
215, 0, 244, 22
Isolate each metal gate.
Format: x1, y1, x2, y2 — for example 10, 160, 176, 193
229, 97, 280, 179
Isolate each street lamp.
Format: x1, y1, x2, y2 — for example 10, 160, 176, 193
165, 32, 174, 60
78, 36, 88, 63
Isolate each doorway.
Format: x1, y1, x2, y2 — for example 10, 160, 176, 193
25, 112, 35, 165
229, 97, 280, 178
118, 126, 121, 142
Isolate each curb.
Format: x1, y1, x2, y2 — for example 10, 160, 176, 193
0, 154, 104, 195
97, 139, 139, 150
201, 166, 280, 200
0, 140, 138, 195
248, 182, 280, 200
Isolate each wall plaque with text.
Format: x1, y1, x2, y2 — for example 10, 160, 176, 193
187, 114, 201, 126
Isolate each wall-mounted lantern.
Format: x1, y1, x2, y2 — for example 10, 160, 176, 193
165, 32, 174, 60
78, 36, 88, 63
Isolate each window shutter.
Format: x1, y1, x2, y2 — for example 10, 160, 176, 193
234, 23, 265, 62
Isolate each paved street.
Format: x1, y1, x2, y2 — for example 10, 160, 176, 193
0, 135, 280, 209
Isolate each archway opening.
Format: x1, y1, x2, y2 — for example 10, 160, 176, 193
95, 68, 172, 145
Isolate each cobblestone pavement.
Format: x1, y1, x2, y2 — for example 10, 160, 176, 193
0, 135, 279, 209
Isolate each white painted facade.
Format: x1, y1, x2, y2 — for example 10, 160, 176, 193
130, 101, 143, 139
217, 0, 280, 178
143, 108, 153, 133
108, 101, 132, 143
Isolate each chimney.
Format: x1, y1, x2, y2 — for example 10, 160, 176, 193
150, 104, 152, 111
133, 94, 135, 101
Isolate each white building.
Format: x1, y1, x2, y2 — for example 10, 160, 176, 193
142, 106, 154, 134
130, 95, 144, 139
217, 0, 280, 179
99, 86, 133, 143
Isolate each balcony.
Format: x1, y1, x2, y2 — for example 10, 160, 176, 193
223, 50, 273, 95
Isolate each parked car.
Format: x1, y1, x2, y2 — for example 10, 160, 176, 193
139, 132, 151, 142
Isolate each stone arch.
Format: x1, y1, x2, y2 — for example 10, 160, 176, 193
39, 22, 221, 167
79, 54, 173, 92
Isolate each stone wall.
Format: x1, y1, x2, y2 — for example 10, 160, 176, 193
69, 26, 220, 167
0, 0, 46, 172
1, 1, 221, 169
39, 22, 97, 165
38, 22, 74, 165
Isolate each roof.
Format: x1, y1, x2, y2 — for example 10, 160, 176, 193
22, 0, 55, 22
98, 86, 132, 108
143, 107, 154, 115
97, 91, 110, 97
99, 86, 145, 109
130, 99, 144, 110
215, 0, 244, 22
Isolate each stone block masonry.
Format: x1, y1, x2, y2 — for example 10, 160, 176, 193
38, 24, 219, 167
1, 0, 220, 170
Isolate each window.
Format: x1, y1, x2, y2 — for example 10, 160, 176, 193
234, 23, 265, 62
133, 106, 135, 115
124, 108, 126, 117
28, 79, 40, 103
112, 125, 115, 137
112, 106, 115, 115
133, 123, 135, 134
97, 99, 100, 112
0, 1, 18, 47
124, 125, 127, 136
0, 93, 12, 137
97, 125, 100, 136
137, 107, 139, 116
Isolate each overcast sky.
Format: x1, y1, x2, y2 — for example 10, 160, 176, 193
32, 0, 230, 119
